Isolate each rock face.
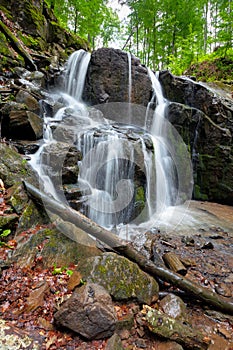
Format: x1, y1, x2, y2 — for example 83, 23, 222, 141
82, 50, 233, 205
54, 283, 117, 340
83, 48, 152, 106
1, 104, 43, 140
159, 71, 233, 204
0, 0, 88, 71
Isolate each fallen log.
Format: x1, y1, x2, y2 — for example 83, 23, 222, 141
163, 252, 187, 276
23, 181, 233, 315
142, 305, 210, 350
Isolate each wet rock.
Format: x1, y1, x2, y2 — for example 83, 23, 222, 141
143, 305, 210, 350
160, 293, 187, 321
41, 142, 81, 185
54, 283, 117, 340
83, 48, 152, 107
13, 141, 40, 155
77, 252, 159, 304
15, 90, 40, 113
105, 333, 124, 350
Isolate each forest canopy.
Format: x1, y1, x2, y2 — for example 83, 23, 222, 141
45, 0, 232, 75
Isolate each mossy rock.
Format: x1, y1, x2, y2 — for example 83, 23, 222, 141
6, 183, 29, 214
13, 226, 101, 269
77, 252, 159, 304
0, 213, 18, 231
16, 200, 49, 233
0, 143, 35, 188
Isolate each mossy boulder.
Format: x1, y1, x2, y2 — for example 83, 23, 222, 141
13, 226, 101, 269
0, 213, 18, 231
0, 143, 35, 188
77, 252, 159, 304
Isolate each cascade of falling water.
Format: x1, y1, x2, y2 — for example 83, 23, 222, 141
77, 127, 136, 228
30, 49, 191, 239
127, 52, 132, 104
127, 52, 132, 121
65, 49, 91, 101
29, 50, 91, 199
151, 71, 177, 213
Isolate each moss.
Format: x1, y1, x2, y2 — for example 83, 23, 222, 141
0, 6, 12, 19
193, 184, 208, 201
13, 227, 100, 269
78, 252, 159, 304
18, 33, 40, 50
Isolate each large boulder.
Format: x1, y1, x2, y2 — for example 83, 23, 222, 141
13, 225, 100, 268
54, 283, 117, 340
77, 252, 159, 304
83, 48, 152, 106
160, 71, 233, 204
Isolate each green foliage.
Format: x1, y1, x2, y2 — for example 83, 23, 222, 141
123, 0, 232, 77
45, 0, 121, 49
0, 229, 11, 247
52, 263, 74, 276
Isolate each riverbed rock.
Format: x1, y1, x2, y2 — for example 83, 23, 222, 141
160, 70, 233, 204
54, 282, 117, 339
83, 48, 152, 107
41, 142, 81, 185
77, 252, 159, 304
160, 294, 187, 321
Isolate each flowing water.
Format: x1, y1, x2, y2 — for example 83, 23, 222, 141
30, 49, 197, 240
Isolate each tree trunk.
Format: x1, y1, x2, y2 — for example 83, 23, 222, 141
23, 181, 233, 315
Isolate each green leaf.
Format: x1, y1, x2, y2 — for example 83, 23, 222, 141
0, 229, 11, 237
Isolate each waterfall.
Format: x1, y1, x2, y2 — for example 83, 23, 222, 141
149, 71, 177, 212
65, 49, 91, 101
30, 49, 193, 240
127, 52, 132, 104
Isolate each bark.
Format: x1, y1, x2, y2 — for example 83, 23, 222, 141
23, 181, 233, 315
23, 181, 126, 249
163, 252, 187, 276
142, 305, 210, 350
0, 19, 37, 71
